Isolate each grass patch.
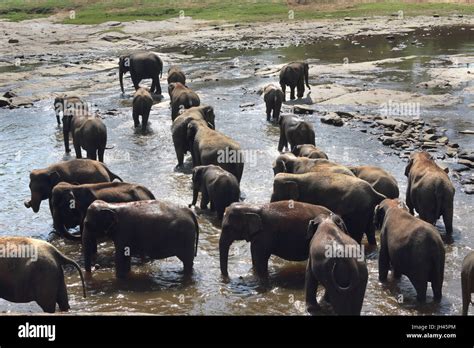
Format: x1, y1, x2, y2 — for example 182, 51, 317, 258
0, 0, 473, 24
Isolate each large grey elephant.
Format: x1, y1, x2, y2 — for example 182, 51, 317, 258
0, 237, 86, 313
292, 144, 328, 159
279, 62, 310, 101
119, 51, 163, 95
374, 199, 445, 302
82, 200, 199, 278
272, 153, 354, 177
349, 165, 399, 199
219, 201, 332, 278
132, 87, 153, 132
168, 82, 200, 121
24, 159, 122, 213
278, 115, 315, 152
270, 172, 386, 245
66, 114, 107, 162
189, 165, 240, 219
461, 251, 474, 315
51, 181, 155, 240
405, 151, 455, 243
262, 84, 284, 122
305, 214, 368, 315
167, 66, 186, 85
172, 105, 215, 167
187, 120, 244, 182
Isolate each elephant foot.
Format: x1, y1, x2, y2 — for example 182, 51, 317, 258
306, 303, 321, 315
445, 234, 454, 244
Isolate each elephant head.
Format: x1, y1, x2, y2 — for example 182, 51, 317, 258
272, 153, 297, 175
306, 213, 348, 240
373, 198, 408, 230
187, 120, 200, 149
189, 165, 206, 207
303, 62, 310, 89
219, 203, 263, 277
82, 200, 117, 272
24, 170, 61, 213
405, 152, 448, 176
200, 105, 216, 129
270, 175, 299, 202
118, 55, 130, 94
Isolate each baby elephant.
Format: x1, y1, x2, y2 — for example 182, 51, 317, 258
349, 165, 399, 199
82, 200, 199, 278
0, 237, 86, 313
461, 251, 474, 315
292, 144, 328, 159
262, 84, 284, 122
305, 214, 368, 315
374, 199, 445, 302
220, 201, 331, 278
189, 165, 240, 219
69, 115, 108, 162
167, 66, 186, 85
405, 151, 455, 243
278, 115, 315, 152
168, 82, 200, 121
132, 87, 153, 132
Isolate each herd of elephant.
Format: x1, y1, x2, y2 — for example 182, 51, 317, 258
1, 51, 473, 316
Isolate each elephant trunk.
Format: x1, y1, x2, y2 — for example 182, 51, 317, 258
119, 66, 125, 94
52, 208, 81, 241
82, 225, 96, 272
304, 64, 310, 89
189, 185, 199, 207
219, 230, 234, 277
25, 192, 41, 212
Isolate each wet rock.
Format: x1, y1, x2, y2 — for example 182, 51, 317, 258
446, 147, 458, 158
422, 142, 438, 149
458, 159, 474, 168
293, 105, 314, 114
9, 96, 35, 108
386, 35, 395, 41
459, 130, 474, 135
382, 137, 396, 145
459, 150, 474, 161
376, 119, 403, 129
423, 134, 438, 142
424, 127, 435, 134
436, 136, 448, 144
3, 91, 17, 99
0, 97, 11, 108
321, 113, 343, 127
449, 163, 470, 173
359, 129, 367, 133
394, 123, 407, 133
8, 38, 19, 44
461, 176, 474, 185
239, 102, 254, 108
433, 14, 440, 18
463, 184, 474, 194
344, 17, 351, 21
335, 111, 354, 119
107, 21, 122, 27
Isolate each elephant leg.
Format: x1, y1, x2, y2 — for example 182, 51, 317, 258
87, 150, 97, 161
431, 276, 443, 302
250, 242, 269, 277
142, 113, 149, 133
278, 132, 287, 152
281, 85, 287, 102
38, 300, 56, 314
265, 103, 272, 121
305, 259, 320, 313
365, 220, 377, 246
200, 190, 209, 210
323, 290, 331, 303
56, 275, 70, 312
150, 80, 156, 94
393, 269, 402, 279
73, 140, 82, 159
175, 147, 184, 167
411, 277, 427, 302
131, 76, 140, 90
133, 111, 140, 128
178, 253, 194, 275
461, 277, 470, 315
56, 115, 61, 126
171, 103, 180, 121
406, 186, 414, 215
297, 81, 304, 99
115, 248, 131, 279
154, 77, 162, 95
290, 86, 296, 100
442, 203, 454, 244
98, 148, 105, 163
378, 236, 390, 282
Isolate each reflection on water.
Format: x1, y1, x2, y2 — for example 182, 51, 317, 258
0, 25, 473, 315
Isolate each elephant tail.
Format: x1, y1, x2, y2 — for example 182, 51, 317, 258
330, 258, 359, 294
55, 250, 87, 298
103, 164, 123, 182
190, 211, 199, 257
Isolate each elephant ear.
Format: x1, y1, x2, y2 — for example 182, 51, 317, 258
284, 181, 299, 200
48, 171, 61, 187
306, 214, 327, 239
187, 121, 199, 143
330, 214, 349, 235
243, 213, 262, 241
191, 167, 203, 187
404, 158, 413, 177
273, 158, 287, 175
202, 105, 215, 126
100, 208, 118, 235
373, 204, 386, 230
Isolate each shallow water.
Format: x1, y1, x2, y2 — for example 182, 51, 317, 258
0, 25, 473, 315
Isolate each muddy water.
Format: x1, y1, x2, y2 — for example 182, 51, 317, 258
0, 25, 472, 315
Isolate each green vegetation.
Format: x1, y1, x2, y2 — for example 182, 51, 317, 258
0, 0, 472, 24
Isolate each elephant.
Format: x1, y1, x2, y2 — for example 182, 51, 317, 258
278, 115, 315, 152
132, 87, 153, 132
51, 181, 155, 240
270, 172, 387, 245
167, 66, 186, 85
189, 165, 240, 219
64, 114, 107, 162
0, 237, 86, 313
405, 151, 455, 243
82, 200, 199, 278
305, 214, 368, 315
279, 62, 310, 101
24, 159, 122, 213
119, 51, 163, 95
219, 201, 332, 278
461, 251, 474, 315
292, 144, 328, 160
187, 120, 244, 183
171, 105, 215, 167
168, 82, 200, 121
262, 84, 283, 122
53, 95, 88, 126
374, 198, 445, 302
349, 165, 399, 199
272, 153, 354, 177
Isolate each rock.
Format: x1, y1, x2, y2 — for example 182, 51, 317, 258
8, 38, 19, 44
436, 136, 448, 144
335, 111, 354, 119
3, 91, 17, 99
446, 147, 458, 158
359, 129, 367, 133
459, 130, 474, 135
421, 142, 438, 149
458, 159, 474, 168
433, 14, 440, 18
394, 123, 407, 133
9, 96, 35, 108
424, 127, 435, 134
293, 105, 314, 114
449, 163, 470, 173
386, 35, 395, 41
463, 184, 474, 194
423, 134, 438, 142
458, 150, 474, 161
108, 21, 122, 26
0, 97, 11, 108
344, 17, 351, 21
321, 113, 343, 127
239, 102, 255, 108
382, 137, 395, 145
376, 119, 403, 129
461, 176, 474, 185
